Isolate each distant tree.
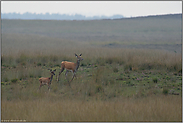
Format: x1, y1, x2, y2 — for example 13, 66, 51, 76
1, 12, 125, 20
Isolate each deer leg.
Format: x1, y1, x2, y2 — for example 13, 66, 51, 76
39, 84, 43, 90
74, 74, 77, 79
72, 70, 77, 79
48, 84, 50, 91
65, 70, 68, 78
57, 67, 65, 81
70, 71, 76, 82
65, 70, 69, 81
65, 70, 71, 86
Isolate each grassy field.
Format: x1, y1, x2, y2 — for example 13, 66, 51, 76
1, 14, 182, 122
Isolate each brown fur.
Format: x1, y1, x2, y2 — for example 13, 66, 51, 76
39, 69, 56, 91
61, 61, 77, 72
57, 53, 83, 86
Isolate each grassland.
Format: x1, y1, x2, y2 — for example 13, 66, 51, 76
1, 14, 182, 52
1, 14, 182, 122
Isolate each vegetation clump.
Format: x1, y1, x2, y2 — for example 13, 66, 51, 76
95, 85, 103, 93
153, 78, 158, 83
37, 62, 42, 66
11, 78, 18, 83
163, 88, 169, 95
113, 67, 119, 73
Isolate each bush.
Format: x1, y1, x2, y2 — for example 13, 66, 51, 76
4, 77, 9, 82
124, 64, 132, 71
37, 62, 42, 66
29, 74, 34, 78
11, 78, 18, 83
80, 63, 87, 67
21, 62, 26, 66
95, 85, 103, 93
106, 58, 113, 64
139, 63, 153, 70
113, 67, 118, 73
178, 68, 182, 74
54, 64, 60, 67
153, 78, 158, 83
163, 88, 169, 95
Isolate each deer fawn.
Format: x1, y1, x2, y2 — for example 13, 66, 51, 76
39, 69, 56, 91
57, 53, 83, 86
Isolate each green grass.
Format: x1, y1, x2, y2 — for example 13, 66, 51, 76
1, 52, 182, 121
2, 58, 182, 98
1, 46, 182, 122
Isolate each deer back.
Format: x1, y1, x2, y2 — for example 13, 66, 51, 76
39, 77, 50, 84
61, 61, 77, 70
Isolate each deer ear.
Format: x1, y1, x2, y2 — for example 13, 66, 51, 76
75, 53, 78, 57
79, 54, 82, 56
48, 69, 52, 72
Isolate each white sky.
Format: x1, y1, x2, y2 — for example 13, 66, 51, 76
1, 1, 182, 17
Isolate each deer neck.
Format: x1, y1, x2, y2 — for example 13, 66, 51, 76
49, 75, 54, 84
75, 59, 80, 71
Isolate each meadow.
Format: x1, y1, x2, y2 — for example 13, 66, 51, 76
1, 14, 182, 122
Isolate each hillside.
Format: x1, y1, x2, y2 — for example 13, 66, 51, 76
118, 14, 182, 20
1, 14, 182, 53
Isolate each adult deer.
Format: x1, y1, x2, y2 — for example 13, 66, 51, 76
39, 69, 56, 91
57, 53, 83, 86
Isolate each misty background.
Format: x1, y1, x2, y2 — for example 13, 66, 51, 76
1, 12, 124, 20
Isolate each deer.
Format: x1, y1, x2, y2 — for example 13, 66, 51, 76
57, 53, 83, 86
38, 69, 56, 91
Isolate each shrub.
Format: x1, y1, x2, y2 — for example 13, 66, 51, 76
54, 64, 60, 67
4, 77, 9, 82
95, 85, 103, 93
21, 62, 26, 66
132, 67, 138, 71
163, 88, 169, 95
139, 63, 153, 70
38, 75, 42, 78
29, 74, 34, 78
106, 58, 113, 64
86, 89, 93, 96
166, 76, 170, 80
178, 82, 182, 86
113, 67, 118, 73
11, 64, 17, 68
11, 78, 18, 83
153, 78, 158, 83
124, 64, 132, 71
37, 62, 42, 66
178, 68, 182, 74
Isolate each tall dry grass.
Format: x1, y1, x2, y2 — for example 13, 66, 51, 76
1, 95, 181, 122
2, 32, 181, 71
2, 46, 181, 72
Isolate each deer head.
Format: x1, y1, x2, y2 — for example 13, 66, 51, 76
48, 69, 56, 76
75, 53, 84, 61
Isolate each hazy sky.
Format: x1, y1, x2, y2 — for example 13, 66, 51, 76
1, 1, 182, 17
